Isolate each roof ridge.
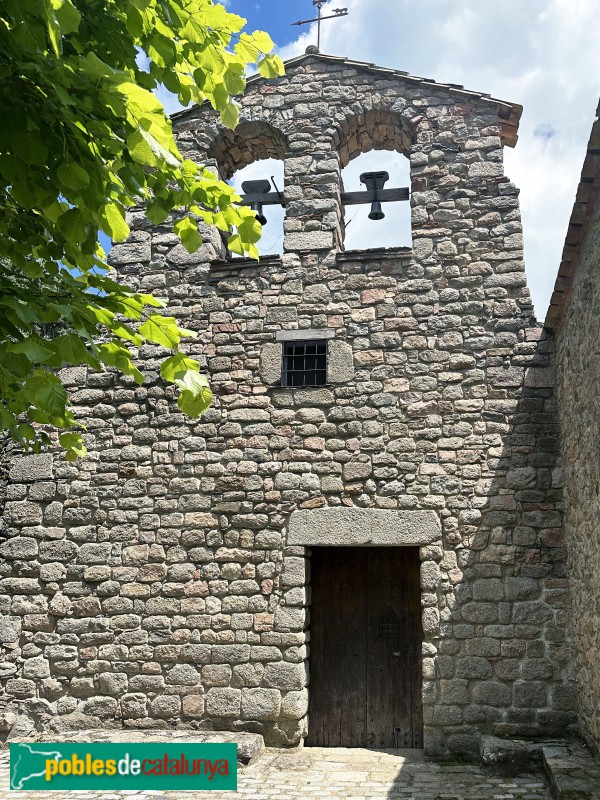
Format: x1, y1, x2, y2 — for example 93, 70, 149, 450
545, 102, 600, 329
246, 51, 519, 112
170, 50, 522, 147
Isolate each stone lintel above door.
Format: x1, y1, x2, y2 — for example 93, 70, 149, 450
288, 508, 441, 547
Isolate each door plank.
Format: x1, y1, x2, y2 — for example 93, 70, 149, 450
307, 547, 423, 748
406, 548, 424, 747
306, 548, 367, 746
366, 549, 411, 748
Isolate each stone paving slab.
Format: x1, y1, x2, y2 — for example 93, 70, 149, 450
542, 742, 600, 800
0, 745, 549, 800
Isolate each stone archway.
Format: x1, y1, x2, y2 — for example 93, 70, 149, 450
334, 107, 415, 170
207, 120, 289, 181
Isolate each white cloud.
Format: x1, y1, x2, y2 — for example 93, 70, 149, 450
277, 0, 600, 319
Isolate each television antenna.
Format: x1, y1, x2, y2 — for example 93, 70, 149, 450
292, 1, 349, 51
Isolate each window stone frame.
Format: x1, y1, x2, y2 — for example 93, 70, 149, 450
259, 331, 354, 385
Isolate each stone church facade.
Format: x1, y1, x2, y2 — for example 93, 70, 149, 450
0, 52, 581, 757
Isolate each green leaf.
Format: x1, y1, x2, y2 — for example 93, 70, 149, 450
138, 293, 166, 309
147, 199, 170, 224
139, 315, 195, 349
80, 51, 114, 78
106, 322, 143, 346
57, 161, 90, 191
59, 432, 87, 461
46, 7, 62, 57
0, 407, 17, 431
227, 232, 245, 257
19, 260, 45, 279
176, 370, 213, 418
49, 334, 99, 368
115, 79, 164, 116
0, 296, 38, 324
223, 63, 246, 96
220, 101, 239, 130
100, 203, 130, 242
106, 294, 147, 320
125, 5, 144, 37
7, 338, 55, 363
57, 207, 87, 243
10, 180, 37, 209
13, 131, 48, 166
17, 424, 36, 442
148, 34, 176, 66
97, 342, 145, 385
235, 33, 259, 61
128, 126, 180, 168
258, 55, 285, 79
86, 306, 115, 327
174, 216, 202, 252
249, 30, 275, 54
0, 351, 31, 379
26, 370, 68, 417
238, 216, 263, 245
235, 30, 275, 63
160, 353, 201, 382
52, 0, 81, 33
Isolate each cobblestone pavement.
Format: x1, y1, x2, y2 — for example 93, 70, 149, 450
0, 746, 549, 799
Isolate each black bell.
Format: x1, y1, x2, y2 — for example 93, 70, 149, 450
250, 202, 268, 226
360, 171, 389, 222
369, 201, 385, 221
241, 179, 272, 227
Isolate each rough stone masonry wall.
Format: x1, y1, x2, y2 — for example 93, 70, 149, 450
556, 189, 600, 756
0, 56, 577, 756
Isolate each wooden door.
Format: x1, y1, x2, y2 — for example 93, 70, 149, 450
307, 547, 423, 749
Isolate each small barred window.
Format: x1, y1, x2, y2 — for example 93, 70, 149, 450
282, 340, 327, 387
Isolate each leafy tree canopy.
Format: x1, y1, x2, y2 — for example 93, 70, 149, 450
0, 0, 284, 460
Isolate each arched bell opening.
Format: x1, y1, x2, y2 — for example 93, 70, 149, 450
335, 108, 415, 253
207, 120, 289, 259
341, 151, 412, 251
231, 158, 286, 257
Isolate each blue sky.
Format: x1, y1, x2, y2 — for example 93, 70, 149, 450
228, 1, 312, 47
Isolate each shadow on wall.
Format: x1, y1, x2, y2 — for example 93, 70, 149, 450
0, 434, 14, 546
420, 325, 578, 757
289, 325, 578, 757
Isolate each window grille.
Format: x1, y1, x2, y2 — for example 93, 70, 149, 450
282, 340, 327, 387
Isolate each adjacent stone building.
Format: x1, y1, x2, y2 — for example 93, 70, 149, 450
547, 100, 600, 757
0, 52, 580, 757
